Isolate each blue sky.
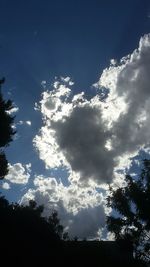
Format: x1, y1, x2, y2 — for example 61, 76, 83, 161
1, 0, 150, 239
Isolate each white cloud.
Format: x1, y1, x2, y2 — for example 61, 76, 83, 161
35, 34, 150, 185
32, 175, 104, 214
5, 163, 31, 184
60, 76, 74, 86
105, 231, 115, 241
41, 80, 47, 88
17, 120, 31, 126
97, 34, 150, 159
18, 121, 24, 125
7, 106, 19, 115
21, 174, 105, 238
33, 126, 67, 169
110, 59, 117, 66
26, 120, 31, 126
2, 182, 10, 190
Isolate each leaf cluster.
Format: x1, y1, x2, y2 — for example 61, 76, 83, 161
107, 159, 150, 263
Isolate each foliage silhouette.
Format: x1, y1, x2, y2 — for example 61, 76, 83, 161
107, 159, 150, 264
0, 195, 69, 265
0, 78, 16, 178
0, 152, 8, 178
0, 196, 137, 267
0, 195, 142, 266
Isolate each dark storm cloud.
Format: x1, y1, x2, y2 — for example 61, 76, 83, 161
52, 105, 116, 184
68, 205, 106, 239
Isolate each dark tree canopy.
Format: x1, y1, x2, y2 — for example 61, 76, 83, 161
0, 196, 137, 267
0, 152, 8, 178
107, 159, 150, 264
0, 195, 69, 264
0, 78, 16, 178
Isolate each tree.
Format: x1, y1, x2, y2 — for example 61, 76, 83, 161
107, 159, 150, 264
0, 78, 16, 178
0, 195, 69, 265
0, 152, 8, 178
48, 210, 69, 240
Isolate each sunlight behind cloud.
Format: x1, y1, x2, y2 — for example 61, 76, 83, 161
6, 163, 31, 184
34, 34, 150, 186
28, 33, 150, 238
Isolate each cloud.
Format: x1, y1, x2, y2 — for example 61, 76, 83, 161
33, 78, 116, 184
17, 120, 31, 126
30, 34, 150, 238
34, 34, 150, 186
52, 105, 116, 184
26, 120, 31, 126
7, 106, 19, 115
41, 80, 47, 89
98, 34, 150, 157
5, 163, 31, 184
60, 76, 74, 86
68, 205, 105, 239
2, 182, 10, 190
21, 174, 106, 238
23, 174, 104, 213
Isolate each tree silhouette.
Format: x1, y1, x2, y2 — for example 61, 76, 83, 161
0, 195, 69, 264
48, 210, 69, 240
0, 152, 8, 178
107, 159, 150, 264
0, 78, 16, 178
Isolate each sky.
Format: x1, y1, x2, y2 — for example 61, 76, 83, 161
0, 0, 150, 239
